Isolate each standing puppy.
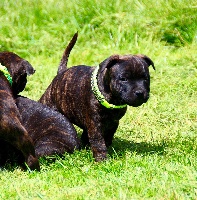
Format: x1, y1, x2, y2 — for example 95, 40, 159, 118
0, 52, 40, 170
39, 33, 155, 161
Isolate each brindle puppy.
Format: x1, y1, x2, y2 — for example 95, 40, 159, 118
0, 52, 80, 168
39, 33, 155, 161
0, 52, 40, 170
15, 95, 80, 158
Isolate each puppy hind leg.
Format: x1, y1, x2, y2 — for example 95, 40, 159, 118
19, 135, 40, 171
34, 131, 81, 157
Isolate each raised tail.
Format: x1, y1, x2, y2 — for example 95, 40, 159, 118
58, 32, 78, 74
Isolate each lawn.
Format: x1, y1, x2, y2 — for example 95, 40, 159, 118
0, 0, 197, 199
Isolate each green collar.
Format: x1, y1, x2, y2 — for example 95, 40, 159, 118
91, 66, 127, 109
0, 63, 13, 85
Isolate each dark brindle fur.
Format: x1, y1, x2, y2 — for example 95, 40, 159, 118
0, 52, 80, 168
0, 52, 40, 170
39, 33, 155, 161
15, 96, 80, 158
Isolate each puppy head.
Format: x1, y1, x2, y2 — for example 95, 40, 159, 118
0, 52, 35, 95
99, 54, 155, 107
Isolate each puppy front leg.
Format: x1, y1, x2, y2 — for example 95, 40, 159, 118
87, 123, 107, 162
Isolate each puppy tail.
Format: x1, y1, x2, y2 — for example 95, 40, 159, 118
58, 32, 78, 74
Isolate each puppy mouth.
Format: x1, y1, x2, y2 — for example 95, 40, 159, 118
121, 91, 149, 107
130, 100, 147, 107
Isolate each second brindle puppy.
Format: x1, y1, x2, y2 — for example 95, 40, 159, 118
16, 95, 80, 158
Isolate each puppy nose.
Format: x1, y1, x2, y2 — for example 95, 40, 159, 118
135, 90, 144, 98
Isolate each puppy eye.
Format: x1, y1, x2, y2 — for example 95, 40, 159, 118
119, 77, 128, 82
144, 77, 149, 82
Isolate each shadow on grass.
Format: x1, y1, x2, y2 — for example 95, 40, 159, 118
108, 137, 167, 157
0, 137, 168, 171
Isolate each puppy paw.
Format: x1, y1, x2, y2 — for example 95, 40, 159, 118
26, 155, 40, 171
94, 152, 107, 162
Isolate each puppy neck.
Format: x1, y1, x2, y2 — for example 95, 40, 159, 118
0, 63, 13, 85
91, 66, 127, 109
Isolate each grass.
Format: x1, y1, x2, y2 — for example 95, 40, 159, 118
0, 0, 197, 199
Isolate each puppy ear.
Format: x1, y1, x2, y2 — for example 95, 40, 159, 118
0, 52, 35, 95
20, 60, 35, 75
99, 55, 120, 72
12, 60, 35, 95
0, 52, 35, 76
136, 54, 155, 70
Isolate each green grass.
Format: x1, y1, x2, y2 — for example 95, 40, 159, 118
0, 0, 197, 199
